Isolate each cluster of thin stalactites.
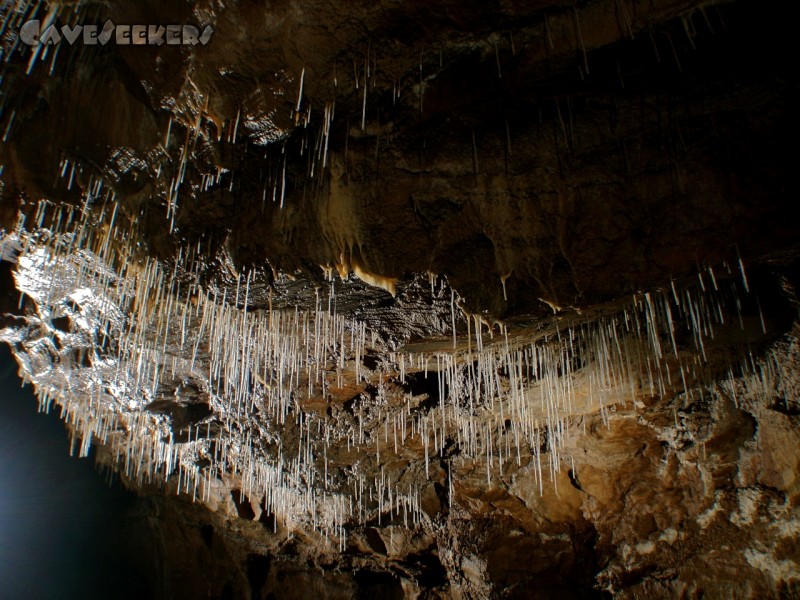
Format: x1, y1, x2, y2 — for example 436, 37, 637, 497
0, 193, 787, 547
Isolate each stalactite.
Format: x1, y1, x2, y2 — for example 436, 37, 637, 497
0, 187, 789, 548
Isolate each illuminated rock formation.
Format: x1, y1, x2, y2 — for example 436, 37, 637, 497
0, 0, 798, 597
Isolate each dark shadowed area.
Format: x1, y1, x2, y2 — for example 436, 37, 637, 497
0, 344, 152, 600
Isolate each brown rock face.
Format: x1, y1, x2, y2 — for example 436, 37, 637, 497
1, 0, 799, 598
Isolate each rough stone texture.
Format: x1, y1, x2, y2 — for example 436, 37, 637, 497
3, 0, 799, 316
1, 0, 799, 598
97, 327, 800, 599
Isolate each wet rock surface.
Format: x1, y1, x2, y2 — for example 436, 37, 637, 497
1, 0, 799, 598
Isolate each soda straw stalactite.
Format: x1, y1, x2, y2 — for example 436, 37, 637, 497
0, 184, 794, 547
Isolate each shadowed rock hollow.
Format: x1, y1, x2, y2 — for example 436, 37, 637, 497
0, 0, 798, 598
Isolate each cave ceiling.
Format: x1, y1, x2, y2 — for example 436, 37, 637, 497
0, 0, 799, 598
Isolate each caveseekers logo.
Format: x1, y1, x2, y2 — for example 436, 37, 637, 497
20, 19, 214, 46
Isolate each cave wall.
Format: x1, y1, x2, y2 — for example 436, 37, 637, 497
0, 0, 799, 598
